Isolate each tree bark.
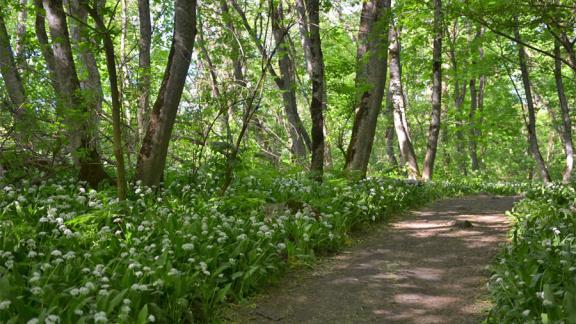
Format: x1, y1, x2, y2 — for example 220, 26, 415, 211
43, 0, 108, 187
345, 0, 391, 178
388, 25, 419, 179
135, 0, 197, 186
554, 39, 573, 183
422, 0, 443, 181
468, 78, 480, 171
294, 0, 313, 77
514, 19, 551, 183
306, 0, 326, 180
34, 0, 60, 93
15, 0, 28, 72
384, 90, 398, 166
137, 0, 152, 142
271, 0, 308, 159
0, 13, 27, 118
69, 0, 103, 143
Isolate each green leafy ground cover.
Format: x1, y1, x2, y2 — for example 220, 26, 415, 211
0, 170, 522, 323
489, 184, 576, 323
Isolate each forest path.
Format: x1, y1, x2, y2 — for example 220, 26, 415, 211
226, 195, 517, 324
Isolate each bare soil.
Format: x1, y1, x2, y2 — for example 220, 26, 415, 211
225, 195, 518, 324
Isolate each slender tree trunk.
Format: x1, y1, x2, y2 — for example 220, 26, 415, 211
271, 0, 308, 159
34, 0, 60, 93
345, 0, 391, 178
468, 79, 480, 171
220, 0, 244, 86
15, 0, 28, 72
137, 0, 151, 142
70, 0, 103, 146
87, 5, 128, 200
306, 0, 326, 180
43, 0, 108, 187
447, 21, 467, 175
135, 0, 197, 186
0, 13, 27, 119
422, 0, 443, 181
514, 19, 551, 183
388, 25, 419, 179
230, 0, 312, 152
384, 90, 398, 166
119, 0, 133, 164
554, 40, 574, 183
294, 0, 332, 167
294, 0, 313, 78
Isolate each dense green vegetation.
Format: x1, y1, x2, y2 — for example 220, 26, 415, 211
489, 184, 576, 323
0, 167, 520, 322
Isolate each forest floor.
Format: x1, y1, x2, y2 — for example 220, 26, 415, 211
225, 195, 518, 323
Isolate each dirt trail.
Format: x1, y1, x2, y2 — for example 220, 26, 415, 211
227, 195, 517, 324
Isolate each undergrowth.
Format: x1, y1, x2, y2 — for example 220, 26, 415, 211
0, 168, 523, 323
488, 183, 576, 323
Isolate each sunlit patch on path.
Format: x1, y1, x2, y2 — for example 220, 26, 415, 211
227, 195, 517, 323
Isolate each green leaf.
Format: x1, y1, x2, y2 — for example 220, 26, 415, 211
137, 304, 149, 324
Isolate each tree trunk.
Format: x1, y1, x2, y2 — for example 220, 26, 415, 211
422, 0, 443, 181
15, 0, 28, 72
294, 0, 332, 167
0, 13, 27, 118
230, 0, 312, 152
220, 0, 244, 86
69, 0, 103, 144
345, 0, 391, 178
271, 0, 308, 159
306, 0, 326, 180
34, 0, 60, 94
135, 0, 197, 186
43, 0, 108, 187
87, 5, 128, 200
468, 79, 480, 171
514, 19, 551, 183
554, 40, 573, 183
388, 25, 419, 179
384, 90, 398, 166
294, 0, 313, 78
137, 0, 152, 142
447, 21, 467, 175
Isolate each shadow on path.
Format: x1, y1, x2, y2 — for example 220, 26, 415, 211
227, 195, 518, 324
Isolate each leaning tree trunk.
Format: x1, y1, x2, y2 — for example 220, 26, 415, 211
514, 19, 551, 183
137, 0, 152, 142
42, 0, 108, 187
135, 0, 197, 187
345, 0, 391, 178
305, 0, 326, 181
388, 25, 420, 179
422, 0, 443, 181
554, 40, 574, 183
271, 0, 308, 159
